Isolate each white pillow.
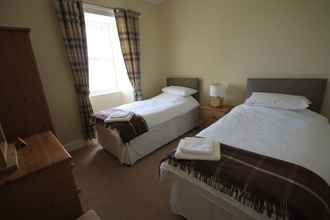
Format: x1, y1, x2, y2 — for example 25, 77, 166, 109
245, 92, 311, 110
162, 86, 197, 97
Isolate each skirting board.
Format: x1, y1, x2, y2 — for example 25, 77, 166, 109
64, 139, 87, 152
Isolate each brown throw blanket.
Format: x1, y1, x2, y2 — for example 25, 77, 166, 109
161, 144, 330, 220
94, 108, 148, 143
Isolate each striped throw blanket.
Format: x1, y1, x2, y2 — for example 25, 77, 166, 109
161, 144, 330, 220
94, 108, 148, 143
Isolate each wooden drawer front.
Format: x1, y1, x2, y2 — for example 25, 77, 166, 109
0, 161, 82, 220
200, 109, 211, 122
200, 110, 225, 121
212, 111, 225, 119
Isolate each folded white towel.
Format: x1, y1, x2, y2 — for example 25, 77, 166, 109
110, 110, 132, 118
175, 139, 221, 161
179, 137, 213, 155
105, 111, 133, 123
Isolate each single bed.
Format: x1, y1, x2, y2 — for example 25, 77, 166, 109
96, 77, 200, 165
160, 78, 329, 220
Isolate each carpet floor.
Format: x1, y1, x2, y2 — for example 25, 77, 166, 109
71, 129, 199, 220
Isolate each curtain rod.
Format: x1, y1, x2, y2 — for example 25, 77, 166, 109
82, 2, 141, 15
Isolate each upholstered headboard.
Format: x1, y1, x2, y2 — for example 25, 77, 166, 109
166, 77, 200, 101
246, 78, 328, 113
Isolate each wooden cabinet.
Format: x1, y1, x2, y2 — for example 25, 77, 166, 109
0, 27, 53, 142
0, 27, 79, 219
0, 132, 82, 220
199, 105, 233, 128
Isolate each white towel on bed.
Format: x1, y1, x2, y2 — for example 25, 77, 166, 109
179, 137, 213, 155
175, 138, 221, 161
104, 110, 133, 123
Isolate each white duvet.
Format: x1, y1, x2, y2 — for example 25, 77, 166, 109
198, 104, 330, 185
117, 93, 199, 128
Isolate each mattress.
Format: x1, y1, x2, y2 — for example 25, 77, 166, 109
116, 92, 199, 128
198, 104, 330, 184
160, 104, 330, 219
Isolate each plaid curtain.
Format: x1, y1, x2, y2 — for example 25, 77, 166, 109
114, 9, 143, 101
55, 0, 95, 139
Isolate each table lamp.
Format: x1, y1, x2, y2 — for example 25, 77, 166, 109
209, 83, 227, 107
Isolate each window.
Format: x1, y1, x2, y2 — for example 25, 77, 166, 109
84, 4, 132, 96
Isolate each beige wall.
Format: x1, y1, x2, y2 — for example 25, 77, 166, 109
1, 0, 329, 146
158, 0, 330, 119
0, 0, 164, 145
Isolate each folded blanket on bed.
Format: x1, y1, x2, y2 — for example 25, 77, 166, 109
161, 144, 330, 220
175, 138, 220, 160
94, 108, 148, 143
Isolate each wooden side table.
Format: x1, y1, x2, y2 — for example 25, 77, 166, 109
199, 105, 234, 128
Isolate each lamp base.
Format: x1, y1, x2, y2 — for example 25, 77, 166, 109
210, 97, 224, 108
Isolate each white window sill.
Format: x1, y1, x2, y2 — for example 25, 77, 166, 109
89, 90, 120, 97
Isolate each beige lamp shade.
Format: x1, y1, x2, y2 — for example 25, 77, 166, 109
209, 83, 227, 107
209, 83, 227, 97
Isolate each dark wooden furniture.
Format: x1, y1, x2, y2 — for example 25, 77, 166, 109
0, 27, 54, 142
0, 131, 82, 220
199, 105, 233, 128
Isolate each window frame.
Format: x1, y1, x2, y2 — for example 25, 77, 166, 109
83, 4, 121, 97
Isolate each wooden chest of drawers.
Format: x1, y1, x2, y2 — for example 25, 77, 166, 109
0, 131, 82, 220
199, 105, 233, 128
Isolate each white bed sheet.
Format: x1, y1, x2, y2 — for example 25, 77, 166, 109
160, 105, 330, 220
117, 93, 199, 128
198, 104, 330, 185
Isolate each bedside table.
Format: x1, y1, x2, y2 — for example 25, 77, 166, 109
199, 105, 233, 128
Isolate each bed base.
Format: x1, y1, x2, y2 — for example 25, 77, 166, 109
96, 108, 199, 165
161, 163, 273, 220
